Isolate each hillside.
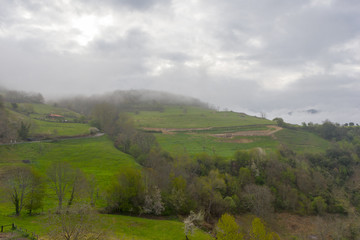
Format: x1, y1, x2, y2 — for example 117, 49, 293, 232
3, 102, 92, 141
128, 105, 330, 157
1, 91, 360, 240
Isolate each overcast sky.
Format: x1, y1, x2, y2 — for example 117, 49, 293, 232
1, 0, 360, 123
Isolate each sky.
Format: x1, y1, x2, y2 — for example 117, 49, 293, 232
1, 0, 360, 124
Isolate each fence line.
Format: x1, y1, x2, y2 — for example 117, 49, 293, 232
0, 223, 14, 232
1, 223, 39, 240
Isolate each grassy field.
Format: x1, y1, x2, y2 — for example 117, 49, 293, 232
6, 103, 90, 138
11, 103, 82, 120
275, 128, 331, 153
0, 135, 139, 213
30, 119, 91, 137
130, 106, 273, 128
0, 135, 138, 186
155, 133, 279, 157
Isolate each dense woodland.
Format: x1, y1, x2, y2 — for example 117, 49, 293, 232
1, 89, 360, 239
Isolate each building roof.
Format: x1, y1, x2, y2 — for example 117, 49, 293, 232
48, 114, 64, 118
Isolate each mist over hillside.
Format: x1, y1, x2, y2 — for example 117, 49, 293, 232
55, 89, 210, 115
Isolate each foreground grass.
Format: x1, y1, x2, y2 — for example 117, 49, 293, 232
0, 214, 212, 240
130, 106, 272, 128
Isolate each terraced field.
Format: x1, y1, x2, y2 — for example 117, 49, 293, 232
132, 107, 330, 157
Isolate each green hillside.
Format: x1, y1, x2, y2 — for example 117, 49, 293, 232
126, 106, 331, 156
5, 102, 91, 138
1, 99, 347, 240
30, 119, 90, 136
0, 135, 138, 187
130, 106, 273, 128
156, 133, 279, 157
275, 128, 331, 153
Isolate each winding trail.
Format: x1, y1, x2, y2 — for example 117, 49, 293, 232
142, 125, 283, 137
212, 125, 282, 138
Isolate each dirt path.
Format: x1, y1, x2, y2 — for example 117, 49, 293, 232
142, 127, 212, 134
142, 125, 283, 137
212, 125, 282, 138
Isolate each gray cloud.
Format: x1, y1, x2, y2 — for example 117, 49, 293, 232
0, 0, 360, 123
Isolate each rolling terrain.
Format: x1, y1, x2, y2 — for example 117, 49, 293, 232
1, 97, 353, 240
130, 106, 330, 157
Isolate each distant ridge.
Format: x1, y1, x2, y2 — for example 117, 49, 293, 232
56, 89, 210, 114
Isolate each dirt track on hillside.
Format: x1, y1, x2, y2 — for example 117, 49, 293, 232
142, 125, 282, 137
212, 125, 282, 138
142, 127, 212, 134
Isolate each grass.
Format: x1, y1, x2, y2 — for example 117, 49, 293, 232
130, 106, 273, 128
30, 119, 91, 136
155, 133, 279, 158
274, 128, 330, 153
0, 135, 140, 213
0, 214, 213, 240
6, 103, 90, 137
176, 125, 270, 134
0, 135, 138, 186
15, 103, 81, 120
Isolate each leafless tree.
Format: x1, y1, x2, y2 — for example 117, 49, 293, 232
244, 184, 274, 219
2, 166, 42, 216
47, 161, 87, 210
48, 204, 106, 240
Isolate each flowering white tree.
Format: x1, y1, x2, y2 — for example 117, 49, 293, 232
142, 186, 164, 215
184, 210, 204, 240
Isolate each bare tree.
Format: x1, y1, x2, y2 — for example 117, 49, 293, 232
47, 161, 86, 210
2, 166, 42, 216
48, 204, 106, 240
244, 184, 274, 219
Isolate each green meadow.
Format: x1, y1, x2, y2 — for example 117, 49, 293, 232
155, 133, 279, 157
275, 128, 331, 153
130, 106, 273, 128
30, 119, 91, 136
0, 135, 139, 212
0, 135, 138, 186
16, 103, 81, 120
